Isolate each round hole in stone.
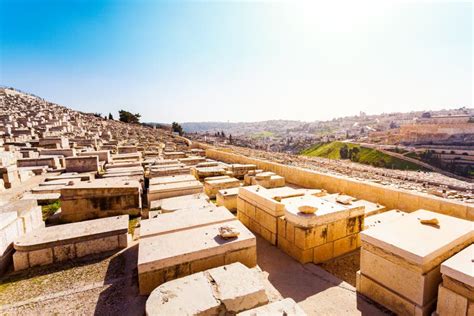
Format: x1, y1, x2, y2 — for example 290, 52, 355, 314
298, 205, 317, 214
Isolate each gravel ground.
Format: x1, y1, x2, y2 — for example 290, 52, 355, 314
0, 244, 145, 316
319, 250, 360, 287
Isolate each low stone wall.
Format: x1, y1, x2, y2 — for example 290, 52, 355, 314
204, 147, 473, 221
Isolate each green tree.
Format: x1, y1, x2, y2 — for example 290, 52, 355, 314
172, 122, 183, 136
119, 110, 141, 124
339, 144, 349, 159
108, 113, 114, 120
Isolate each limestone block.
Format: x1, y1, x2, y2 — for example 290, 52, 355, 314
13, 250, 29, 271
255, 207, 278, 234
364, 209, 407, 230
360, 210, 473, 273
216, 187, 239, 212
333, 234, 358, 258
313, 242, 334, 264
158, 193, 209, 213
440, 244, 474, 290
75, 235, 119, 258
278, 235, 313, 264
140, 206, 234, 238
118, 233, 128, 248
189, 253, 226, 274
138, 220, 256, 294
53, 244, 76, 262
147, 180, 203, 202
237, 298, 307, 316
208, 263, 268, 313
360, 248, 442, 306
436, 284, 469, 316
28, 248, 53, 267
146, 272, 221, 316
357, 271, 437, 316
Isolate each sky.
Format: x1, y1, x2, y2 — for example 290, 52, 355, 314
0, 0, 472, 123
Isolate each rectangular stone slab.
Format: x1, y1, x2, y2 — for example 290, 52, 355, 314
149, 174, 196, 186
361, 210, 473, 269
441, 244, 474, 288
140, 206, 235, 238
238, 186, 285, 216
61, 178, 141, 199
138, 220, 255, 274
282, 195, 363, 227
14, 215, 128, 251
364, 209, 407, 230
148, 181, 203, 201
157, 193, 210, 212
322, 194, 385, 216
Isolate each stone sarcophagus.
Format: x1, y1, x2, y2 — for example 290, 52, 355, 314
60, 178, 142, 222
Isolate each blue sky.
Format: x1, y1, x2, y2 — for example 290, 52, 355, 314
0, 1, 472, 123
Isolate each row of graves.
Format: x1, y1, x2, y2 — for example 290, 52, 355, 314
136, 150, 474, 315
0, 130, 471, 314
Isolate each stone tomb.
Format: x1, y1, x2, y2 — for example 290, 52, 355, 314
2, 200, 45, 234
163, 151, 187, 160
192, 166, 227, 180
216, 187, 240, 212
178, 156, 206, 166
138, 220, 256, 294
227, 164, 257, 179
60, 178, 142, 222
436, 244, 474, 316
204, 176, 240, 199
277, 194, 364, 264
1, 165, 20, 188
146, 263, 269, 315
148, 174, 196, 186
0, 212, 21, 274
65, 156, 100, 173
321, 193, 386, 217
17, 156, 62, 170
252, 172, 286, 189
140, 205, 235, 239
356, 210, 473, 316
13, 215, 128, 271
148, 164, 190, 177
149, 193, 210, 213
147, 180, 203, 202
237, 186, 301, 245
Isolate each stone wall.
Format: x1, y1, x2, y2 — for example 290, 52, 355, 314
204, 147, 473, 221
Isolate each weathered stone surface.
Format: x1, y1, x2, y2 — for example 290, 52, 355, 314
146, 263, 270, 315
14, 215, 128, 251
237, 298, 307, 316
147, 180, 203, 202
361, 209, 473, 270
146, 272, 221, 316
440, 244, 474, 288
140, 206, 235, 238
364, 209, 407, 230
207, 263, 268, 312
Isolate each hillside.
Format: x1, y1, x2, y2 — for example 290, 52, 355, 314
301, 142, 427, 171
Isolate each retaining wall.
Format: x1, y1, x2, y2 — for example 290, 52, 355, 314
203, 147, 473, 221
